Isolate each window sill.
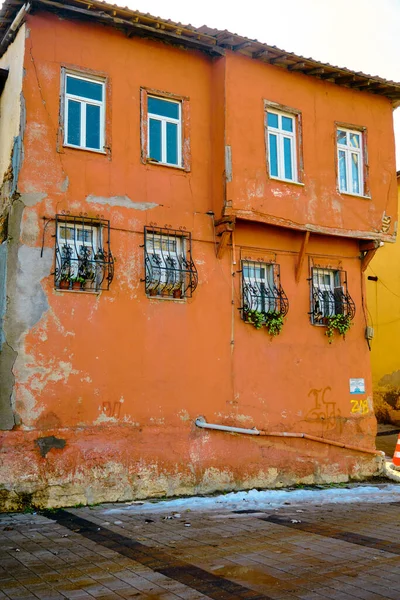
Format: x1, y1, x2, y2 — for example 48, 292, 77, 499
55, 288, 101, 295
269, 176, 304, 187
63, 144, 107, 155
146, 159, 187, 172
339, 191, 371, 200
147, 294, 186, 302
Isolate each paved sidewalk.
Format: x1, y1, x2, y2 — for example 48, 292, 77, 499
1, 489, 400, 599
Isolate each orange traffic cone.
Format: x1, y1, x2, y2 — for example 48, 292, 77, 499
392, 434, 400, 468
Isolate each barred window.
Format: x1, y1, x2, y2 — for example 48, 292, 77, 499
310, 268, 355, 324
241, 261, 289, 318
144, 226, 198, 299
55, 215, 113, 291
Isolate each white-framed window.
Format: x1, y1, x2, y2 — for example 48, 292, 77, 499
147, 96, 182, 167
337, 128, 364, 195
144, 227, 198, 298
242, 262, 275, 313
241, 260, 289, 317
64, 72, 105, 152
54, 216, 114, 291
266, 110, 297, 182
310, 267, 355, 324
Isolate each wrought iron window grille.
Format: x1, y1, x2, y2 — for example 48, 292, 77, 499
240, 261, 289, 318
309, 267, 355, 324
54, 214, 114, 291
143, 226, 198, 298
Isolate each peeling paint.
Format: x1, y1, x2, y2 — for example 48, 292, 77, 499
86, 194, 158, 210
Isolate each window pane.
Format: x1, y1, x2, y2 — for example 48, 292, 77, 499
351, 153, 360, 194
66, 76, 103, 101
148, 97, 179, 119
76, 229, 93, 243
267, 112, 279, 128
283, 137, 293, 180
281, 116, 293, 132
166, 122, 178, 165
337, 129, 347, 145
269, 134, 278, 177
67, 99, 81, 146
350, 132, 360, 149
60, 226, 74, 241
149, 118, 162, 162
338, 149, 347, 191
86, 104, 101, 150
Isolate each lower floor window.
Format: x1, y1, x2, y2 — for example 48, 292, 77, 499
241, 260, 289, 318
55, 215, 114, 291
310, 267, 355, 324
144, 226, 198, 299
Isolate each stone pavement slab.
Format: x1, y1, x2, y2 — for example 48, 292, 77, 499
1, 494, 400, 599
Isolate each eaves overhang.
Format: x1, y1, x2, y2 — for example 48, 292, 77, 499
0, 0, 400, 104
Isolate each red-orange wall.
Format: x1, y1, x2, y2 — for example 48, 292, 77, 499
0, 11, 390, 510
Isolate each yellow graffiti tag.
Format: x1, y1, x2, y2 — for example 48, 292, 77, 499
350, 398, 369, 415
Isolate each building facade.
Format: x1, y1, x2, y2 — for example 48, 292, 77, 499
0, 0, 399, 510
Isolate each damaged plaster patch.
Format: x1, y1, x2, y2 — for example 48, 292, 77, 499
20, 192, 47, 207
14, 245, 52, 339
86, 195, 158, 210
34, 436, 66, 458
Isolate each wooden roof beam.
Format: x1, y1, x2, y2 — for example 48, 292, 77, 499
288, 61, 306, 71
252, 48, 269, 59
269, 54, 287, 64
304, 67, 324, 76
233, 40, 253, 51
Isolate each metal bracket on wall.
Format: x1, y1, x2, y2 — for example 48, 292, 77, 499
214, 216, 236, 259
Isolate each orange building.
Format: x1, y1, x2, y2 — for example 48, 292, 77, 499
0, 0, 399, 510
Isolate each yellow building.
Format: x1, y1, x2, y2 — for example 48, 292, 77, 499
367, 172, 400, 424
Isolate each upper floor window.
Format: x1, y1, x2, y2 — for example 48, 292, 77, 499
148, 96, 182, 167
337, 128, 364, 195
310, 267, 355, 325
64, 73, 105, 152
144, 226, 197, 299
266, 109, 298, 182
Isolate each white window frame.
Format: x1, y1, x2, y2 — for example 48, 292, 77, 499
58, 222, 99, 278
337, 127, 364, 196
266, 109, 298, 182
64, 72, 105, 152
146, 234, 185, 287
242, 261, 275, 313
147, 96, 182, 167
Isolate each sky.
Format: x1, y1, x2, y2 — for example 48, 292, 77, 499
128, 0, 400, 168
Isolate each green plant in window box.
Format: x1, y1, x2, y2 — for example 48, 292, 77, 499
245, 309, 285, 337
70, 276, 85, 290
325, 313, 352, 344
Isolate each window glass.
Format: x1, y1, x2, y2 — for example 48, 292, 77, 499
269, 134, 278, 177
148, 97, 179, 119
337, 129, 347, 144
338, 150, 347, 191
76, 229, 93, 244
281, 116, 293, 132
351, 153, 360, 194
166, 122, 178, 165
66, 76, 103, 101
283, 137, 293, 180
149, 119, 162, 162
267, 112, 279, 128
86, 104, 101, 150
350, 133, 360, 148
67, 100, 81, 146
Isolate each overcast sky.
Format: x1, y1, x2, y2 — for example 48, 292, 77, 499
129, 0, 400, 168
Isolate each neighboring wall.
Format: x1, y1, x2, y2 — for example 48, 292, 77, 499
367, 177, 400, 423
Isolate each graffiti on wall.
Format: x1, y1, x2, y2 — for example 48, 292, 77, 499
350, 398, 369, 415
305, 387, 342, 432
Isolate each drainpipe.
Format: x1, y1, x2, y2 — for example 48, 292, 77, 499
0, 3, 31, 51
195, 417, 384, 457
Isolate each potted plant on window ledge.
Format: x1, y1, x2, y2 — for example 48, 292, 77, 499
325, 313, 352, 344
245, 309, 285, 337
